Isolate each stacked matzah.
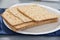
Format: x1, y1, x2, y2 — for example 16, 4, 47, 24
2, 4, 58, 31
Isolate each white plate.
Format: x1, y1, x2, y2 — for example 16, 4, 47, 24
3, 3, 60, 35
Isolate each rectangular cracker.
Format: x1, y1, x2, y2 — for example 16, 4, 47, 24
17, 5, 58, 21
14, 18, 57, 30
8, 7, 32, 22
4, 17, 57, 31
2, 10, 23, 26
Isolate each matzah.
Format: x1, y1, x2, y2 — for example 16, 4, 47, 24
2, 10, 23, 26
17, 5, 58, 21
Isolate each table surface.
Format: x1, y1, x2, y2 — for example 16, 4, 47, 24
0, 0, 60, 40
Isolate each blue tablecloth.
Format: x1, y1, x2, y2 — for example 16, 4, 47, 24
0, 8, 60, 36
